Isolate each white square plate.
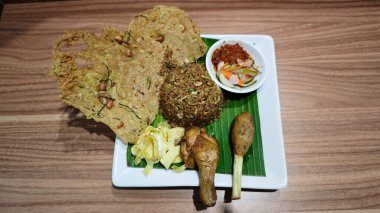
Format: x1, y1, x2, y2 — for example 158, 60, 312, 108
112, 34, 287, 189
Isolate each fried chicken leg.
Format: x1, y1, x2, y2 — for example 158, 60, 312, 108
180, 127, 200, 169
181, 127, 219, 207
192, 129, 219, 207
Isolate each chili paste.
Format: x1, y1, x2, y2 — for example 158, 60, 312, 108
211, 43, 249, 66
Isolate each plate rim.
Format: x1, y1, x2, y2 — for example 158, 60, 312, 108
112, 34, 287, 189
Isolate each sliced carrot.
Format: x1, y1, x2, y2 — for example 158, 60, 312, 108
220, 63, 228, 71
238, 79, 244, 86
222, 71, 233, 79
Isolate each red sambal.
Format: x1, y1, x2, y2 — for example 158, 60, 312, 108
211, 43, 249, 66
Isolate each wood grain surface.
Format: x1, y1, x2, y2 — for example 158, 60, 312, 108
1, 0, 379, 212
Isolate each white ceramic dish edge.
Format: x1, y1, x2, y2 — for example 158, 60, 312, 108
112, 34, 287, 190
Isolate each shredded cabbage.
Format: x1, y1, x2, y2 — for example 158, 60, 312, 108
131, 122, 185, 175
171, 164, 186, 173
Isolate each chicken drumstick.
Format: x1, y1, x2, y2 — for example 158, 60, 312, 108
180, 127, 219, 207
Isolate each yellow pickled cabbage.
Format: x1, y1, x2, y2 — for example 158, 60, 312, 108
131, 122, 185, 175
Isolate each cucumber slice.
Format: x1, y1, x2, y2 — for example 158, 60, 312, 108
243, 79, 257, 87
218, 72, 234, 88
234, 68, 260, 76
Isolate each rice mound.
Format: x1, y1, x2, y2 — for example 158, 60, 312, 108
160, 63, 224, 127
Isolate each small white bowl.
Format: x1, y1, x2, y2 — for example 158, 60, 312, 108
205, 39, 267, 94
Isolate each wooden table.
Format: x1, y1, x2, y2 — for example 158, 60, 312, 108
1, 1, 379, 212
